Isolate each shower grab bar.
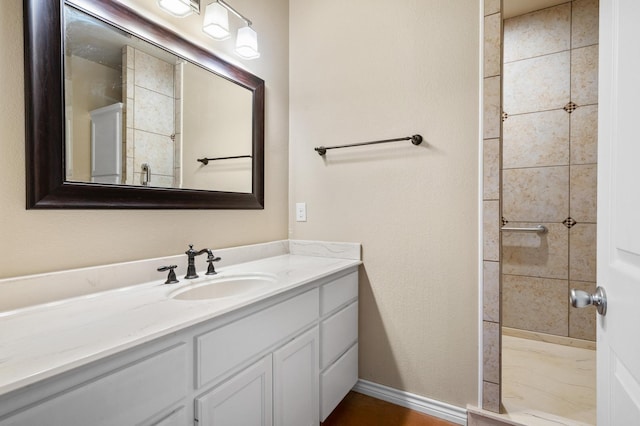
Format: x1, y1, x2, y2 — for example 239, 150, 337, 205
314, 134, 423, 156
501, 225, 548, 234
141, 163, 150, 186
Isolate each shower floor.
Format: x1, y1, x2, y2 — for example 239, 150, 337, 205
501, 334, 596, 426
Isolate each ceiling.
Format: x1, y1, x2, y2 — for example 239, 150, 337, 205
503, 0, 570, 19
65, 4, 180, 70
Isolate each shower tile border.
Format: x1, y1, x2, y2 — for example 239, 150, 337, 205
482, 4, 503, 413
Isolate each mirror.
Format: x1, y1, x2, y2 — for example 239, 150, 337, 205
24, 0, 265, 209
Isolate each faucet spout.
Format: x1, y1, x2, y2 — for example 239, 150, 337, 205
184, 244, 211, 279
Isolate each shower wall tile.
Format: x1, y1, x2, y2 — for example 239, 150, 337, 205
126, 73, 134, 100
503, 166, 569, 222
150, 175, 174, 187
483, 321, 500, 384
126, 98, 134, 128
126, 128, 134, 157
485, 13, 501, 78
503, 275, 569, 336
572, 0, 600, 49
134, 50, 174, 97
125, 156, 133, 185
174, 62, 183, 99
483, 4, 502, 413
570, 224, 597, 282
569, 280, 597, 341
484, 76, 501, 139
483, 138, 500, 200
134, 86, 174, 136
484, 0, 500, 16
502, 223, 569, 280
483, 381, 500, 413
125, 45, 134, 67
484, 201, 500, 261
503, 3, 570, 63
570, 164, 597, 223
484, 261, 500, 322
571, 45, 599, 106
133, 130, 174, 176
175, 99, 182, 133
503, 51, 570, 115
570, 104, 598, 165
503, 110, 569, 169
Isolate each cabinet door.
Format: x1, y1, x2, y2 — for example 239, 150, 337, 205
195, 355, 273, 426
273, 327, 319, 426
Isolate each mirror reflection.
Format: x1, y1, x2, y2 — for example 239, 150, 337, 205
63, 5, 253, 193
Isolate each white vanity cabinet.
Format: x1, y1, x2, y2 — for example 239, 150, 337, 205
194, 288, 320, 426
0, 341, 190, 426
0, 268, 358, 426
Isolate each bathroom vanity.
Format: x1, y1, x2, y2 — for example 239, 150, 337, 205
0, 241, 360, 425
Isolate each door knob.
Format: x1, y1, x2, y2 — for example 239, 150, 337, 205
570, 286, 607, 316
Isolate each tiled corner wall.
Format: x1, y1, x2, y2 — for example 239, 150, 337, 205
122, 46, 177, 187
501, 0, 599, 343
173, 62, 184, 188
482, 0, 502, 413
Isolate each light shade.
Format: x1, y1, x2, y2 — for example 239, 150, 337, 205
235, 26, 260, 59
203, 2, 230, 40
157, 0, 194, 17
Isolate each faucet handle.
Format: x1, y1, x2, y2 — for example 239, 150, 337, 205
205, 254, 222, 275
157, 265, 179, 284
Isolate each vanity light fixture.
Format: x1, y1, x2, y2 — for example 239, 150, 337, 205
202, 2, 230, 40
235, 25, 260, 59
211, 0, 260, 59
158, 0, 260, 60
157, 0, 200, 17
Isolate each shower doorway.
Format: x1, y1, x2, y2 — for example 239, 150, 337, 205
500, 0, 598, 424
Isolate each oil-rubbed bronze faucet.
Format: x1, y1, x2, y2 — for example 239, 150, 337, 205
185, 244, 221, 279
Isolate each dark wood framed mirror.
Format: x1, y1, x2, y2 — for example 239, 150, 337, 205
23, 0, 264, 209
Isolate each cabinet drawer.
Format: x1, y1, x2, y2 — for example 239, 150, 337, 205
320, 343, 358, 422
320, 272, 358, 316
0, 344, 188, 426
320, 301, 358, 369
197, 288, 319, 388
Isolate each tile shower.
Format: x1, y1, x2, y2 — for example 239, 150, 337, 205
482, 0, 599, 421
122, 46, 180, 187
502, 0, 599, 344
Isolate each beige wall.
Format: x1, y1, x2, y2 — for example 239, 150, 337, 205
0, 0, 289, 278
289, 0, 480, 407
182, 62, 253, 192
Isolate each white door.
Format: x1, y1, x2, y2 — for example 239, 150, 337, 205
597, 0, 640, 423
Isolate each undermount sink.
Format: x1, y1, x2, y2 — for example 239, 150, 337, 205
169, 273, 276, 301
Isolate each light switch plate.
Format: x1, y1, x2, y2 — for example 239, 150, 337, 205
296, 202, 307, 222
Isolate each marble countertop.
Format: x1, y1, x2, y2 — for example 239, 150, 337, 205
0, 252, 360, 397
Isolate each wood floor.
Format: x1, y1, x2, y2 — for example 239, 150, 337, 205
321, 392, 458, 426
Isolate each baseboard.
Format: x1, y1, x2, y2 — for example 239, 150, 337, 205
353, 379, 467, 425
